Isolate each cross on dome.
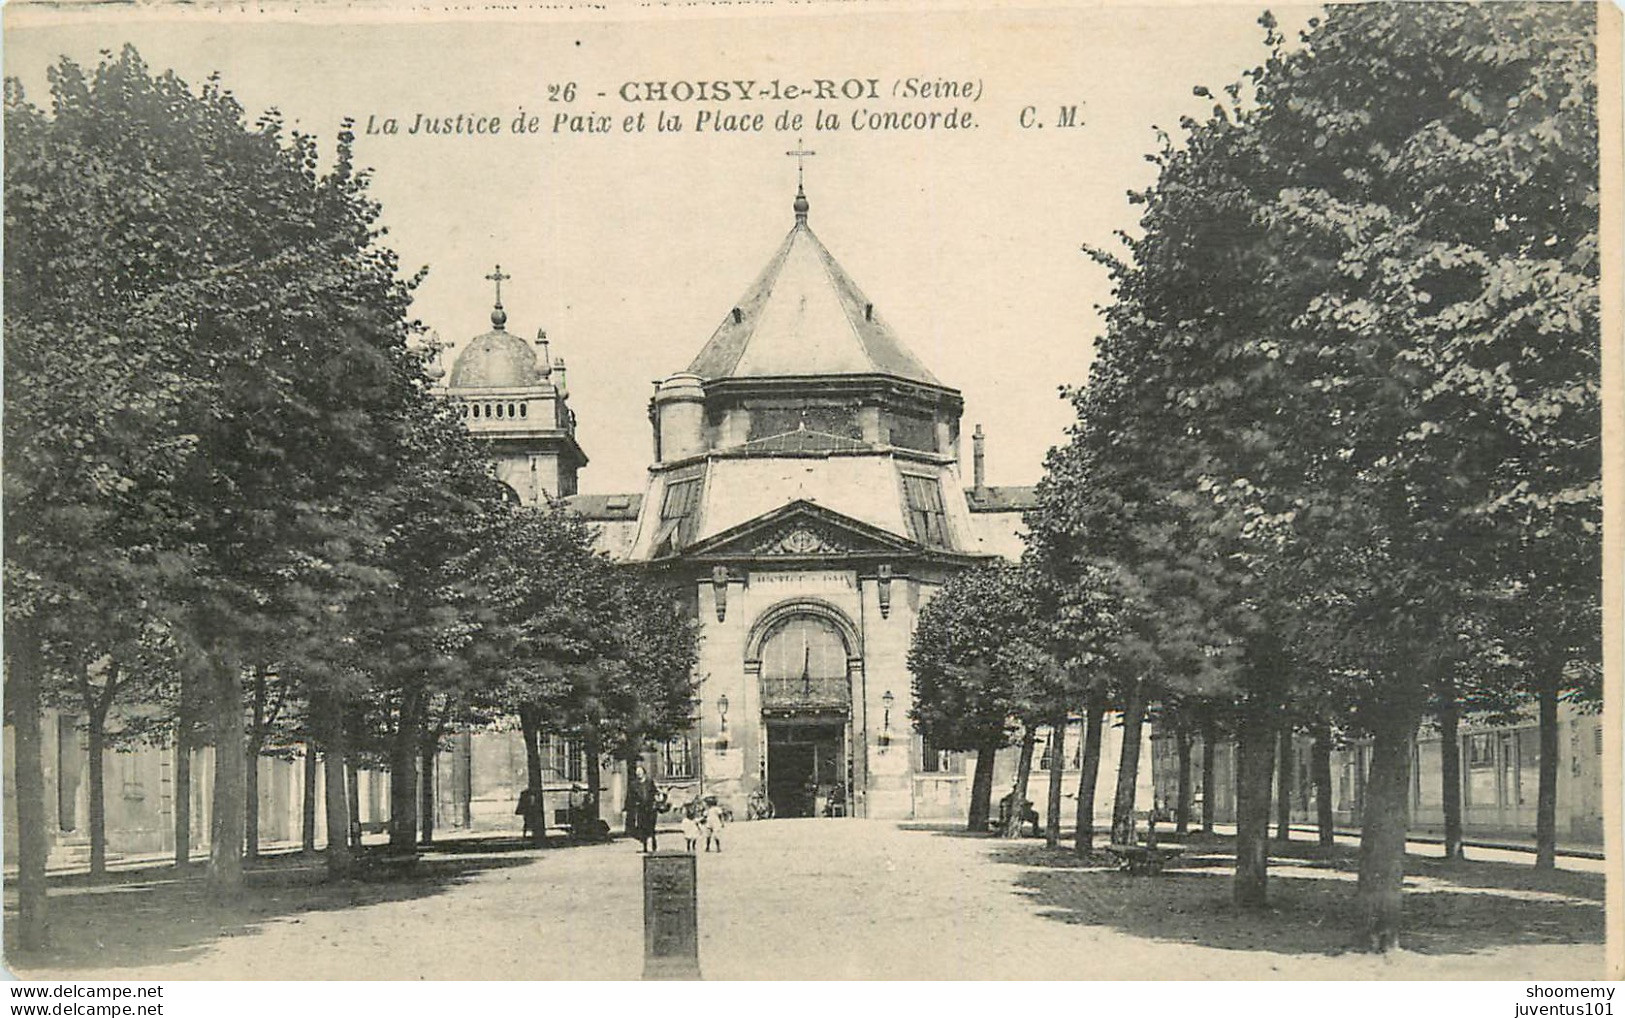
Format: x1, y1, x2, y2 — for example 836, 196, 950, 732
485, 264, 511, 329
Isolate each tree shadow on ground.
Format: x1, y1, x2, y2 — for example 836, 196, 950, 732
983, 839, 1604, 957
897, 821, 991, 838
3, 836, 546, 974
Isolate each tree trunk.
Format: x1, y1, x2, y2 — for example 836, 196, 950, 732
1003, 726, 1037, 838
622, 746, 640, 837
967, 733, 999, 832
519, 705, 546, 846
1174, 728, 1193, 836
9, 627, 51, 950
1438, 683, 1465, 861
1276, 726, 1295, 843
1233, 711, 1275, 909
388, 688, 422, 852
1109, 678, 1146, 846
324, 746, 353, 876
316, 698, 353, 878
302, 741, 318, 855
1044, 711, 1067, 848
207, 658, 246, 901
1313, 723, 1335, 848
1356, 709, 1417, 952
419, 732, 438, 847
1200, 712, 1217, 835
174, 721, 193, 868
346, 760, 362, 849
87, 708, 108, 878
245, 667, 266, 862
584, 727, 603, 837
1535, 670, 1560, 870
1073, 690, 1105, 856
244, 742, 261, 862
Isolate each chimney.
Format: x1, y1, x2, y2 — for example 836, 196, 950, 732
535, 329, 552, 377
972, 424, 987, 493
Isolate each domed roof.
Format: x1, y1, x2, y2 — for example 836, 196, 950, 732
448, 321, 542, 389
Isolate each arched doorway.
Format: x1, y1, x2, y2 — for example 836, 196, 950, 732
747, 602, 859, 819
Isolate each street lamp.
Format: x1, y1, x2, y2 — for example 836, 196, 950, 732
880, 689, 895, 749
717, 693, 730, 751
689, 695, 704, 797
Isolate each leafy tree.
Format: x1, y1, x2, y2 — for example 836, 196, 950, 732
909, 563, 1059, 833
6, 46, 456, 901
1044, 3, 1598, 949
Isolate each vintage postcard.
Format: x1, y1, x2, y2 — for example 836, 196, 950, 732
3, 0, 1619, 992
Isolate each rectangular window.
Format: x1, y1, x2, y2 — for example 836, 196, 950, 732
1499, 733, 1518, 809
543, 736, 584, 783
660, 733, 696, 780
919, 735, 950, 774
656, 476, 703, 552
1416, 741, 1443, 807
1465, 734, 1496, 807
901, 473, 950, 546
1038, 724, 1081, 771
1518, 728, 1540, 806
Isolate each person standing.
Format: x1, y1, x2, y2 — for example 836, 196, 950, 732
703, 796, 726, 853
680, 801, 702, 853
627, 763, 660, 852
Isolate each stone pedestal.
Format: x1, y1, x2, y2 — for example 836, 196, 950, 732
642, 852, 701, 980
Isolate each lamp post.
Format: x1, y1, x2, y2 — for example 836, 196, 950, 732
689, 696, 703, 798
717, 693, 730, 751
880, 690, 895, 750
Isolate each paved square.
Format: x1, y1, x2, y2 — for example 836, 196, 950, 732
10, 820, 1605, 980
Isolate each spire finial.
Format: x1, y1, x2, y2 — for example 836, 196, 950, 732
485, 264, 511, 329
786, 139, 816, 224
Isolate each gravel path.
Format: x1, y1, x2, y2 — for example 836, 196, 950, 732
9, 819, 1605, 980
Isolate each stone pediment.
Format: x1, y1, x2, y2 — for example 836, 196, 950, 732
677, 500, 917, 562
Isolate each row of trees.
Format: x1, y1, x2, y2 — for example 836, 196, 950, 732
4, 47, 698, 951
911, 4, 1600, 953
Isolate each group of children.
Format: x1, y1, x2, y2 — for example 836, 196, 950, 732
679, 796, 727, 853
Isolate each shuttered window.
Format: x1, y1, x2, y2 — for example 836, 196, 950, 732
901, 473, 949, 546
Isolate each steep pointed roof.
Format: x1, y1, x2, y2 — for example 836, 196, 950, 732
685, 190, 944, 387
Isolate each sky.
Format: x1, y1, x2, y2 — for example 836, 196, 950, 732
5, 2, 1320, 495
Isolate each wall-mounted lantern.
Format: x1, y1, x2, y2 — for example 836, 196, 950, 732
712, 566, 729, 622
717, 693, 731, 751
877, 564, 893, 619
880, 689, 896, 749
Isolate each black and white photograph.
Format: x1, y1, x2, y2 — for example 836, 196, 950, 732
2, 0, 1619, 992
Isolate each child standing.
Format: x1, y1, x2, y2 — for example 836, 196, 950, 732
702, 797, 726, 853
680, 801, 702, 853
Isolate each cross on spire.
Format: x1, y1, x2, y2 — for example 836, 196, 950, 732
787, 139, 816, 225
786, 139, 816, 189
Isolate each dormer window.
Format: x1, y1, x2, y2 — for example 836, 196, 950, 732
901, 472, 949, 547
653, 473, 704, 554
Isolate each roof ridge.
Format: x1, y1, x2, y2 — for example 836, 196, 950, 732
800, 224, 875, 374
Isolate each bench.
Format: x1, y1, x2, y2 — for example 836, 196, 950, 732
1105, 842, 1184, 875
1105, 810, 1184, 875
995, 795, 1041, 837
